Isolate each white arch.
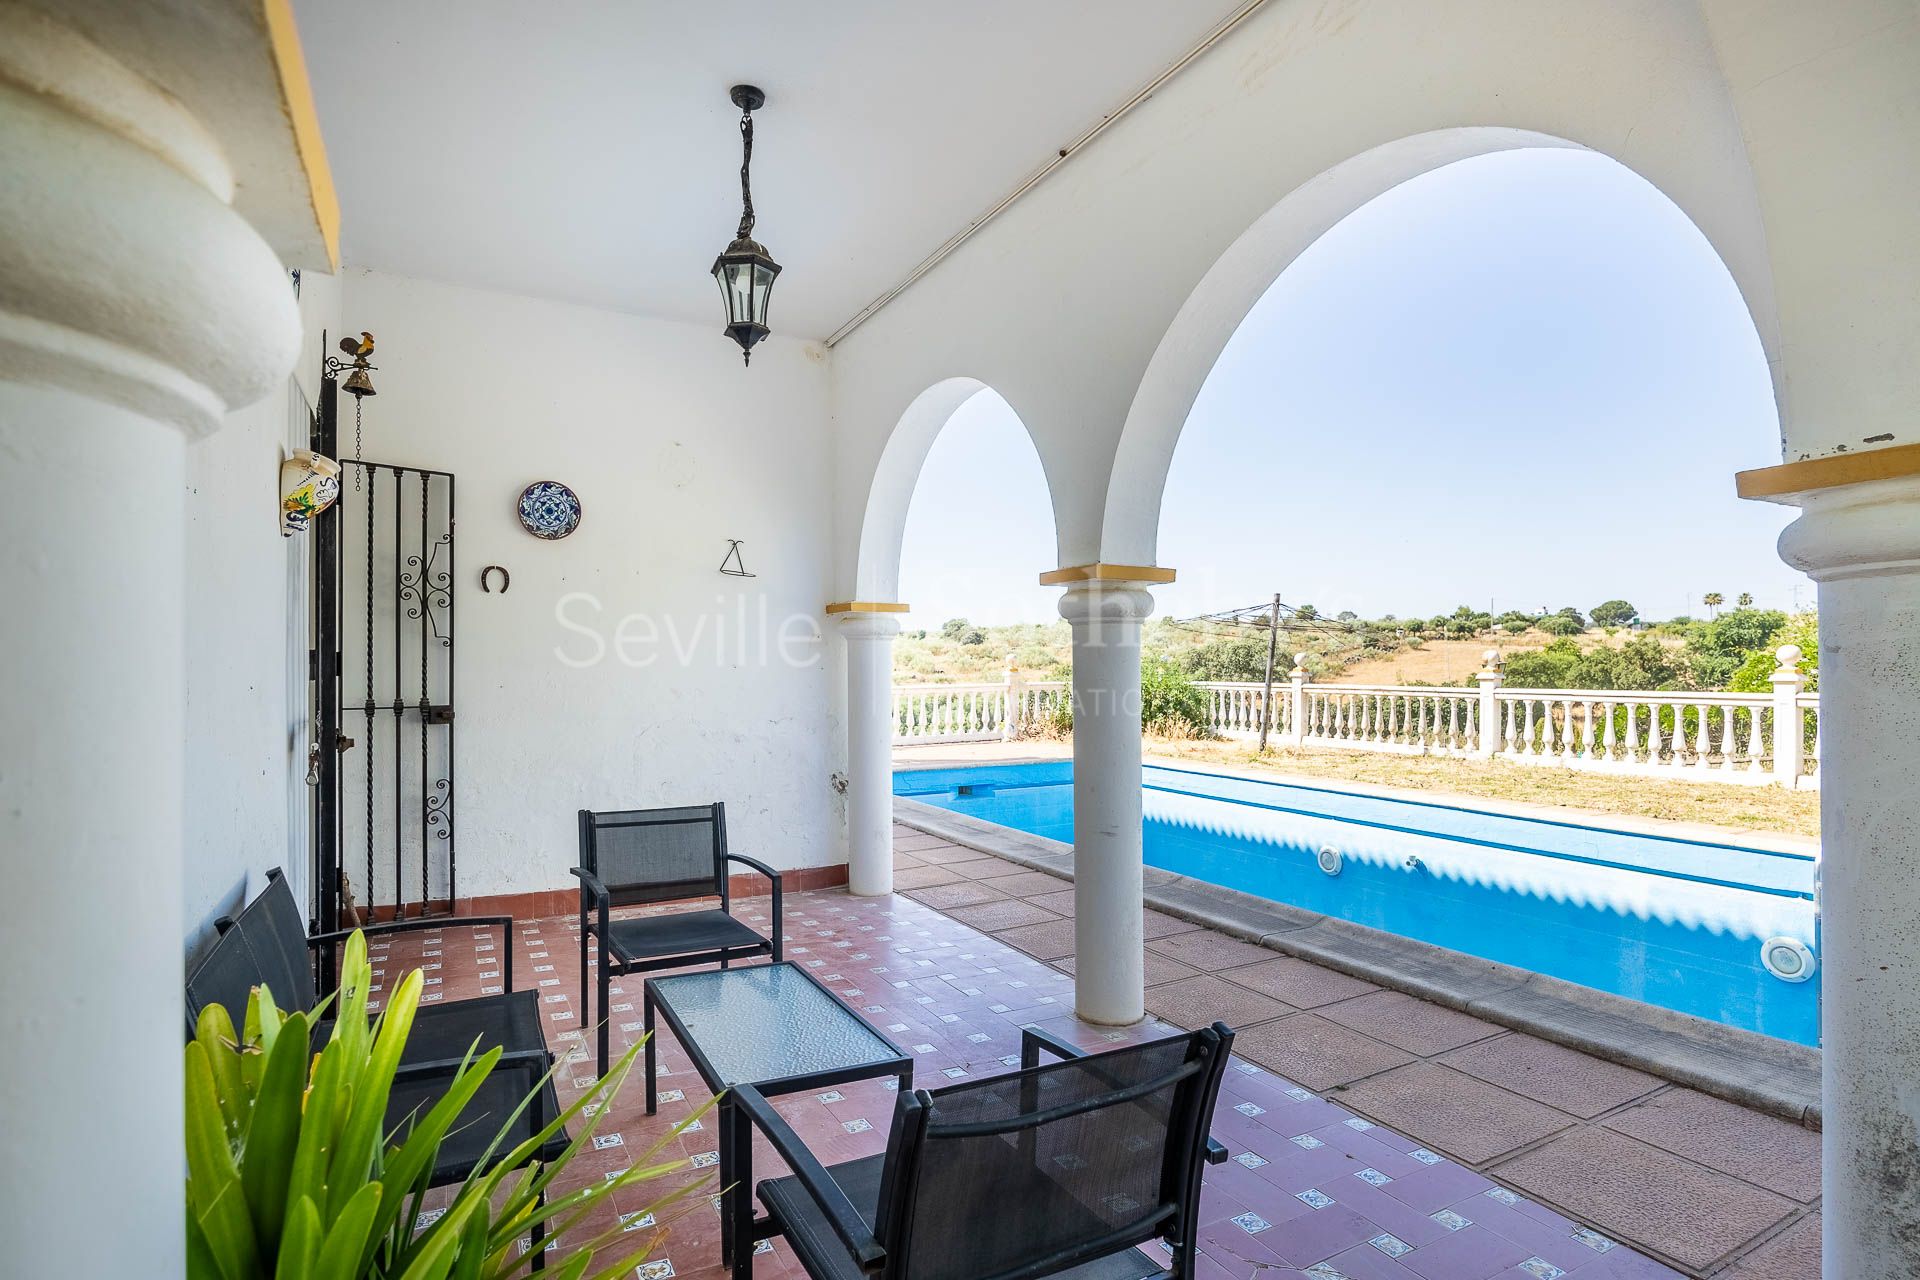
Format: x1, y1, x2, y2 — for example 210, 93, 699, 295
1101, 127, 1785, 565
853, 377, 1057, 602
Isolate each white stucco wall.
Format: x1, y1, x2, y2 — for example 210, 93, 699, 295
183, 269, 340, 956
829, 0, 1918, 587
335, 270, 843, 900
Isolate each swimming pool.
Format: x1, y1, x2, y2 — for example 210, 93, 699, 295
894, 761, 1820, 1045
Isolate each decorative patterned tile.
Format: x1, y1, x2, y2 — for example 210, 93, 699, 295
1432, 1209, 1473, 1231
1230, 1212, 1272, 1235
1570, 1227, 1615, 1253
1355, 1167, 1393, 1186
1297, 1188, 1335, 1209
1368, 1232, 1413, 1258
1517, 1258, 1564, 1279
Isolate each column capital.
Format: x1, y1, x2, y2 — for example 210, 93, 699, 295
1777, 475, 1920, 582
1055, 579, 1157, 627
835, 610, 903, 640
0, 4, 301, 435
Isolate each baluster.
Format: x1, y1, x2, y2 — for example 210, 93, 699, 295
1745, 703, 1763, 770
1601, 701, 1617, 762
1447, 696, 1460, 751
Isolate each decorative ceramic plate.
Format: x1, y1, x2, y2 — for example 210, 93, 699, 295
517, 480, 582, 540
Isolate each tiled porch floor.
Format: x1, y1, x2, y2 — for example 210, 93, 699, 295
363, 832, 1818, 1280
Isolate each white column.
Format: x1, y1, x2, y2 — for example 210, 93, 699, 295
1058, 579, 1156, 1024
1770, 644, 1808, 786
840, 612, 901, 896
0, 10, 299, 1276
1476, 651, 1504, 757
1776, 474, 1920, 1280
1288, 654, 1309, 746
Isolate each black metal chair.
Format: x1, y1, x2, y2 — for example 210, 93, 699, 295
184, 868, 569, 1265
573, 803, 783, 1075
733, 1022, 1235, 1280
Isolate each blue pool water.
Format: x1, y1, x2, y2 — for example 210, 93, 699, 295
895, 761, 1820, 1045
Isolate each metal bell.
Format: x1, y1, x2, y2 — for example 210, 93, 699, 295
341, 363, 376, 397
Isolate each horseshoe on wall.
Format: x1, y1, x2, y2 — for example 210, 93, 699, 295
480, 565, 510, 594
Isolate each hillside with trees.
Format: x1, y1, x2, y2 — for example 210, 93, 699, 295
895, 602, 1817, 701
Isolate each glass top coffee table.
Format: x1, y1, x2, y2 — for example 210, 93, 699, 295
642, 962, 913, 1277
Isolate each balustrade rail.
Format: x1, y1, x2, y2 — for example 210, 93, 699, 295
892, 646, 1818, 788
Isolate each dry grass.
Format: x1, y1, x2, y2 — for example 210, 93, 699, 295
1147, 740, 1821, 839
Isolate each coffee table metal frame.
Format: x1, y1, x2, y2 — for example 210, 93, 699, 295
641, 961, 914, 1278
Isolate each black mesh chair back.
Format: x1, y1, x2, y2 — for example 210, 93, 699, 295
875, 1025, 1231, 1280
184, 868, 317, 1032
578, 804, 729, 907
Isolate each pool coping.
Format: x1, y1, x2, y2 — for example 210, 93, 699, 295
894, 794, 1823, 1128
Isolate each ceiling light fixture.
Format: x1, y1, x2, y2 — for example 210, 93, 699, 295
712, 84, 781, 365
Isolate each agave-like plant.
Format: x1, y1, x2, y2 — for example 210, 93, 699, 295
184, 931, 712, 1279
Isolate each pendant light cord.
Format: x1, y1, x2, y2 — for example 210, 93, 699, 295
737, 109, 756, 240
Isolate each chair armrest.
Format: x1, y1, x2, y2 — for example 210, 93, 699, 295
733, 1084, 885, 1271
393, 1045, 552, 1083
724, 854, 783, 961
724, 852, 781, 883
1021, 1026, 1228, 1164
1020, 1024, 1087, 1070
569, 867, 610, 905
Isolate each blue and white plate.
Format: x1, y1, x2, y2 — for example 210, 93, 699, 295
517, 480, 581, 540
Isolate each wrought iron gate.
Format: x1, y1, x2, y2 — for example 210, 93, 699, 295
312, 367, 457, 931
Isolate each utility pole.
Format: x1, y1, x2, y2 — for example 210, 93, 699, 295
1259, 592, 1281, 752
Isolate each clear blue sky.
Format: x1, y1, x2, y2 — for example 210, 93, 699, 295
897, 150, 1807, 629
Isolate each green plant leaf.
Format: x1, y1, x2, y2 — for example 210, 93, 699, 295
275, 1196, 323, 1280
288, 1040, 344, 1215
312, 1183, 382, 1280
326, 968, 421, 1222
194, 1179, 262, 1280
241, 1009, 310, 1256
194, 1003, 249, 1143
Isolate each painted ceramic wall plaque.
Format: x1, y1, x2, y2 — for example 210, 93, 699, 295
517, 480, 582, 540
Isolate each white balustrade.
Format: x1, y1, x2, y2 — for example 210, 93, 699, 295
890, 647, 1817, 788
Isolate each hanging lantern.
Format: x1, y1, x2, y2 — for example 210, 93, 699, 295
712, 84, 781, 364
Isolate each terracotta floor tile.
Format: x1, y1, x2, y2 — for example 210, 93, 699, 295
1492, 1126, 1797, 1271
901, 841, 985, 863
1147, 930, 1278, 971
1720, 1212, 1820, 1280
1027, 887, 1078, 915
901, 880, 1008, 909
1437, 1033, 1663, 1120
1229, 1011, 1418, 1091
1141, 908, 1201, 940
888, 864, 965, 890
982, 869, 1074, 896
1144, 974, 1295, 1030
944, 898, 1065, 931
1058, 949, 1200, 988
1317, 990, 1504, 1056
1602, 1088, 1821, 1203
1337, 1062, 1577, 1165
991, 918, 1080, 961
1229, 954, 1383, 1007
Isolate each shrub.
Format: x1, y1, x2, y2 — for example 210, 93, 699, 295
1140, 659, 1214, 738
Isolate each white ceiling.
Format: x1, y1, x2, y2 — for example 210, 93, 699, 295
294, 1, 1244, 341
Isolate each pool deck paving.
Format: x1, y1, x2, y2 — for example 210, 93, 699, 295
886, 824, 1822, 1277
